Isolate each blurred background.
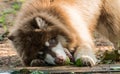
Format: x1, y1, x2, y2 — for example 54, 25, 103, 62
0, 0, 24, 67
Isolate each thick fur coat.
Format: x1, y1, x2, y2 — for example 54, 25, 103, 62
8, 0, 120, 66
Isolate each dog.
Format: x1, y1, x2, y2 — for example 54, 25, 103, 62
8, 0, 120, 66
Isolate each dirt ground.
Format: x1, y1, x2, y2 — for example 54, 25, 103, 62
0, 0, 23, 67
0, 0, 115, 68
0, 39, 22, 67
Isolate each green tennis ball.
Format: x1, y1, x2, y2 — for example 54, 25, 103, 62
75, 59, 83, 66
65, 56, 74, 65
65, 56, 71, 65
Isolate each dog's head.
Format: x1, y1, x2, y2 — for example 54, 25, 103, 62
8, 17, 72, 66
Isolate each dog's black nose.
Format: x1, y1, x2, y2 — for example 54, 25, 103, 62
55, 56, 65, 65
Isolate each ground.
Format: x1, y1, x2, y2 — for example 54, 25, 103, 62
0, 0, 23, 67
0, 0, 117, 68
0, 39, 22, 67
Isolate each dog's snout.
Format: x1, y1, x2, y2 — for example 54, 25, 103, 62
55, 56, 65, 64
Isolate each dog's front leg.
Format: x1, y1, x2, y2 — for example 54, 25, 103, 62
74, 43, 97, 66
73, 26, 97, 66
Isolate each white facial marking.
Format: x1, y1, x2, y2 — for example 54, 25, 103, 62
45, 41, 50, 46
35, 17, 43, 28
45, 54, 56, 65
35, 17, 47, 29
52, 42, 67, 60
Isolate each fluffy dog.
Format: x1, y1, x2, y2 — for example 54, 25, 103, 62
8, 0, 120, 66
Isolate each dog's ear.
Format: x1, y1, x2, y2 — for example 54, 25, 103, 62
35, 17, 48, 29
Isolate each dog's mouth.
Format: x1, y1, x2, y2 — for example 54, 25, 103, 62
49, 37, 74, 61
31, 36, 74, 66
31, 47, 74, 66
44, 48, 74, 66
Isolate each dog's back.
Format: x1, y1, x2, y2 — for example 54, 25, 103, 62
97, 0, 120, 48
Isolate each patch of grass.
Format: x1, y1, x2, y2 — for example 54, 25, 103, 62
31, 71, 45, 74
0, 1, 23, 41
0, 10, 12, 39
12, 2, 21, 10
75, 59, 83, 66
2, 9, 15, 15
0, 15, 5, 24
101, 50, 120, 64
11, 69, 76, 74
18, 0, 25, 3
0, 13, 8, 32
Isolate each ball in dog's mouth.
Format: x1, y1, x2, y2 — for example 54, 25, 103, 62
35, 39, 74, 66
54, 48, 74, 65
30, 36, 74, 66
44, 41, 73, 65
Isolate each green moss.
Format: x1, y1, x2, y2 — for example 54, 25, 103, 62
65, 56, 74, 65
12, 3, 21, 10
65, 56, 71, 65
75, 59, 83, 66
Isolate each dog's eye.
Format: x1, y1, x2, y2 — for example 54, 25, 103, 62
49, 37, 58, 44
49, 38, 56, 44
46, 37, 58, 47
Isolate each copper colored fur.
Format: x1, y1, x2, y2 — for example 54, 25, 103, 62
8, 0, 120, 66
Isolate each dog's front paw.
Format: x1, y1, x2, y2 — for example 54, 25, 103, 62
75, 55, 97, 66
74, 47, 97, 66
